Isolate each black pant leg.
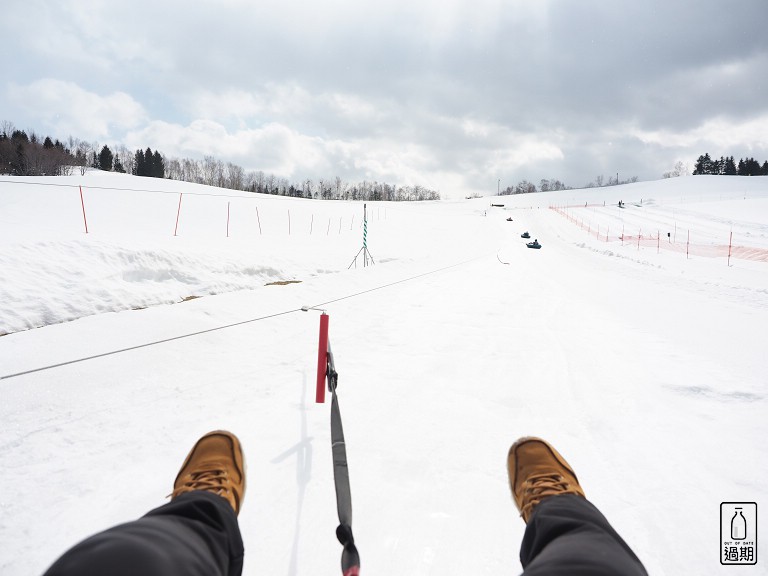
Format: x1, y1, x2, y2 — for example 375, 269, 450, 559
520, 494, 647, 576
44, 491, 244, 576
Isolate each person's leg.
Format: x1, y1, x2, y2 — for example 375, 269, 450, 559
44, 430, 246, 576
43, 491, 243, 576
508, 437, 647, 576
519, 494, 646, 576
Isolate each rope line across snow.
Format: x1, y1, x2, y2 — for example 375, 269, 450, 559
0, 254, 489, 381
0, 309, 303, 381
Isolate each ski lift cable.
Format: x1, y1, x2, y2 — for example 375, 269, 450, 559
1, 253, 491, 381
0, 308, 303, 381
309, 253, 487, 309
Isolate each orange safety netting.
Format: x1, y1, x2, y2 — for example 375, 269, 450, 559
549, 206, 768, 263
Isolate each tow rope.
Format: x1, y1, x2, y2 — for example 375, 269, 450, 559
315, 312, 360, 576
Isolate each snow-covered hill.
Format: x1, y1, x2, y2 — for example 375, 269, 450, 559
1, 173, 766, 575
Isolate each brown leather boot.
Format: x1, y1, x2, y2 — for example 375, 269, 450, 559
507, 436, 585, 522
171, 430, 246, 515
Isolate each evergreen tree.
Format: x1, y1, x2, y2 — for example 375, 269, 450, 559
145, 147, 153, 176
130, 146, 166, 177
98, 145, 113, 171
762, 161, 768, 176
133, 149, 145, 176
152, 150, 164, 178
693, 153, 713, 175
43, 136, 54, 149
724, 156, 737, 175
114, 157, 125, 173
742, 157, 761, 176
714, 156, 725, 175
11, 130, 29, 143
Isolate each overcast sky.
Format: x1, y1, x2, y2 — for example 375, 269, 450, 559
3, 0, 767, 196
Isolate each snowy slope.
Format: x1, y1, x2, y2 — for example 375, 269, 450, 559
1, 173, 766, 575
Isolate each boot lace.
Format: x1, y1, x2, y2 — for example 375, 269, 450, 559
170, 467, 231, 500
519, 472, 580, 518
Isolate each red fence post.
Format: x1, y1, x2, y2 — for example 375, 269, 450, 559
174, 193, 183, 236
316, 313, 330, 403
728, 230, 733, 266
79, 186, 89, 234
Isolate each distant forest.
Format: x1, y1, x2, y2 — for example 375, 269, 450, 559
692, 153, 768, 176
0, 121, 440, 201
497, 173, 639, 196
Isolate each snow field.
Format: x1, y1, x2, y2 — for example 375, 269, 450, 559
1, 173, 767, 575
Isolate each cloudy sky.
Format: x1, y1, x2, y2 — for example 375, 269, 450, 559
3, 0, 767, 196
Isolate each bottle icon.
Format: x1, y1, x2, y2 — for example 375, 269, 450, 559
731, 508, 747, 540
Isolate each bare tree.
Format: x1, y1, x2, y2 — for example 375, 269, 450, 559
166, 157, 182, 181
663, 161, 688, 179
180, 158, 200, 183
226, 162, 244, 190
595, 175, 604, 187
75, 141, 93, 175
214, 159, 226, 188
244, 170, 257, 192
111, 144, 131, 174
0, 120, 15, 139
25, 142, 47, 175
254, 170, 265, 193
201, 156, 218, 186
265, 173, 276, 194
514, 180, 537, 194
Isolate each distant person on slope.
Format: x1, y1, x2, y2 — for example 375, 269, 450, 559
43, 432, 647, 576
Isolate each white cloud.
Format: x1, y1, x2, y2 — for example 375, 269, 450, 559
125, 119, 338, 177
631, 114, 768, 151
184, 85, 393, 138
5, 79, 147, 140
122, 104, 568, 198
186, 84, 314, 124
3, 1, 161, 75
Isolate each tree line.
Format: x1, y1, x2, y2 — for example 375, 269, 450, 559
0, 123, 73, 176
497, 173, 639, 195
0, 121, 440, 201
0, 122, 165, 179
499, 178, 571, 195
693, 153, 768, 176
162, 155, 440, 201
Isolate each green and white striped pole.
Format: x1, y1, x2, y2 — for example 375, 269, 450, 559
363, 204, 368, 267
